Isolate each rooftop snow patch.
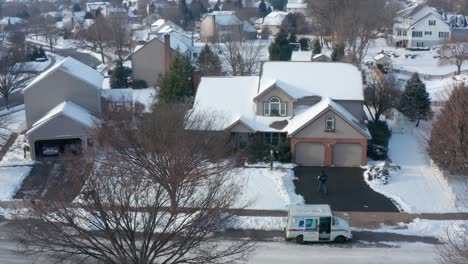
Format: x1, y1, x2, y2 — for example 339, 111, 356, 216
27, 101, 98, 134
23, 57, 104, 92
259, 62, 364, 101
101, 88, 133, 102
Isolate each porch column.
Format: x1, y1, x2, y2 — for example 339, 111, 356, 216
360, 139, 368, 166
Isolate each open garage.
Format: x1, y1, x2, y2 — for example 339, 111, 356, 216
34, 138, 82, 158
295, 142, 325, 166
332, 143, 362, 167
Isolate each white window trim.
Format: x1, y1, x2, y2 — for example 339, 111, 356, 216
325, 116, 335, 132
264, 97, 287, 117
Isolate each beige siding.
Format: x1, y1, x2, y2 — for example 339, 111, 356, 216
256, 86, 293, 116
229, 122, 253, 133
24, 70, 101, 129
294, 110, 366, 139
336, 100, 365, 122
295, 142, 324, 166
200, 16, 215, 42
27, 114, 92, 142
131, 39, 166, 86
332, 143, 362, 167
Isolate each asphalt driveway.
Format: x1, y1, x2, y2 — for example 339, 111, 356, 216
294, 167, 399, 212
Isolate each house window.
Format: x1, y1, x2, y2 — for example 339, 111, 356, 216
412, 31, 422, 38
263, 97, 287, 116
439, 32, 449, 38
429, 20, 436, 26
397, 29, 407, 36
416, 42, 425, 47
325, 116, 335, 132
264, 133, 286, 145
424, 31, 432, 35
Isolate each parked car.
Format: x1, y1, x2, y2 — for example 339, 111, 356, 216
284, 204, 352, 244
42, 145, 59, 156
35, 57, 47, 62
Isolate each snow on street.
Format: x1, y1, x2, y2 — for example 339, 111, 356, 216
247, 241, 439, 264
365, 114, 462, 213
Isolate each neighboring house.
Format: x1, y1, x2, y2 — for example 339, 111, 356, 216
392, 4, 468, 48
311, 53, 332, 62
150, 18, 183, 33
255, 11, 288, 36
373, 53, 391, 66
106, 7, 128, 21
22, 57, 142, 160
286, 0, 307, 15
200, 11, 256, 42
23, 57, 103, 160
62, 11, 86, 32
193, 62, 371, 167
85, 2, 110, 16
130, 34, 176, 86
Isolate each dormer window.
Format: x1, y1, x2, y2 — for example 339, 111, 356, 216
325, 116, 335, 132
264, 97, 286, 116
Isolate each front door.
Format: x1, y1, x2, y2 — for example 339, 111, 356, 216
319, 217, 331, 241
303, 218, 319, 242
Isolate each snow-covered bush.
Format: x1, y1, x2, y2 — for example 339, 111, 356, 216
365, 161, 399, 185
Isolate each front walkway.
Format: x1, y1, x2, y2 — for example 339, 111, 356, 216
293, 167, 399, 212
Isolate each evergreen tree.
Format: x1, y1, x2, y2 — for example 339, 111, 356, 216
312, 39, 322, 55
72, 3, 82, 12
267, 6, 273, 14
299, 38, 309, 51
258, 0, 268, 17
213, 0, 221, 11
288, 32, 297, 43
159, 55, 194, 103
197, 44, 223, 76
269, 0, 286, 11
269, 29, 293, 61
331, 44, 345, 61
399, 73, 432, 127
110, 63, 130, 88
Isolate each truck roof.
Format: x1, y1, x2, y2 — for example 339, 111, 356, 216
289, 204, 332, 217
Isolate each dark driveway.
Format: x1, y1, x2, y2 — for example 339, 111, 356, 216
294, 167, 399, 212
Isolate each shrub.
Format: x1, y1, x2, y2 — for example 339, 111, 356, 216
247, 139, 267, 163
367, 120, 392, 160
275, 141, 291, 163
132, 80, 148, 89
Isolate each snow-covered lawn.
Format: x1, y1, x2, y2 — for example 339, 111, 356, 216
0, 166, 31, 201
364, 114, 465, 213
366, 38, 468, 76
0, 134, 35, 166
235, 165, 304, 210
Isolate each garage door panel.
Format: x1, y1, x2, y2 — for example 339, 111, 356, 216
332, 143, 362, 167
295, 143, 324, 166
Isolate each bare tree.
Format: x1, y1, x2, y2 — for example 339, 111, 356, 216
0, 48, 31, 109
223, 40, 265, 76
79, 15, 112, 64
364, 72, 401, 122
13, 103, 252, 263
307, 0, 397, 66
439, 37, 468, 75
37, 15, 59, 53
429, 84, 468, 175
108, 17, 131, 63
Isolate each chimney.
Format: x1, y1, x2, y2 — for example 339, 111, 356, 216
164, 34, 171, 74
193, 70, 201, 95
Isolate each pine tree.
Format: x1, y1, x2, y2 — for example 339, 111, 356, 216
399, 73, 432, 127
331, 44, 345, 61
158, 55, 194, 103
258, 0, 268, 17
312, 39, 322, 55
197, 44, 223, 76
288, 32, 297, 43
269, 29, 292, 61
213, 0, 221, 11
110, 63, 130, 88
299, 38, 309, 51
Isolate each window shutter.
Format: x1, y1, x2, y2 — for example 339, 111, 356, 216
280, 103, 287, 116
263, 103, 270, 116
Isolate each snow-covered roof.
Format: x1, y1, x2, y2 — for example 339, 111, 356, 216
374, 53, 388, 61
242, 21, 256, 32
86, 2, 110, 11
193, 62, 369, 137
23, 57, 104, 92
0, 16, 25, 25
27, 101, 98, 135
289, 205, 332, 217
262, 11, 288, 26
258, 62, 364, 101
291, 51, 312, 62
204, 12, 242, 26
101, 88, 133, 102
286, 3, 307, 9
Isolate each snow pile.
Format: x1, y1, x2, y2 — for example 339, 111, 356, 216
235, 166, 304, 210
364, 161, 400, 185
0, 166, 31, 200
229, 216, 286, 230
359, 218, 468, 240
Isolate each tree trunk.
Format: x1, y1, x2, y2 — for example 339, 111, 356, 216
457, 64, 461, 75
4, 95, 9, 110
416, 118, 420, 127
99, 43, 105, 64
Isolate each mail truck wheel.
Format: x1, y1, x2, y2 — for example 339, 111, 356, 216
295, 235, 304, 244
334, 235, 346, 243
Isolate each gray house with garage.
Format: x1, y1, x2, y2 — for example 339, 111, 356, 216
193, 62, 371, 167
23, 57, 134, 160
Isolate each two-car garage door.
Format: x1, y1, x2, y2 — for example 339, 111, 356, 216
295, 143, 324, 166
294, 142, 362, 167
332, 143, 362, 167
